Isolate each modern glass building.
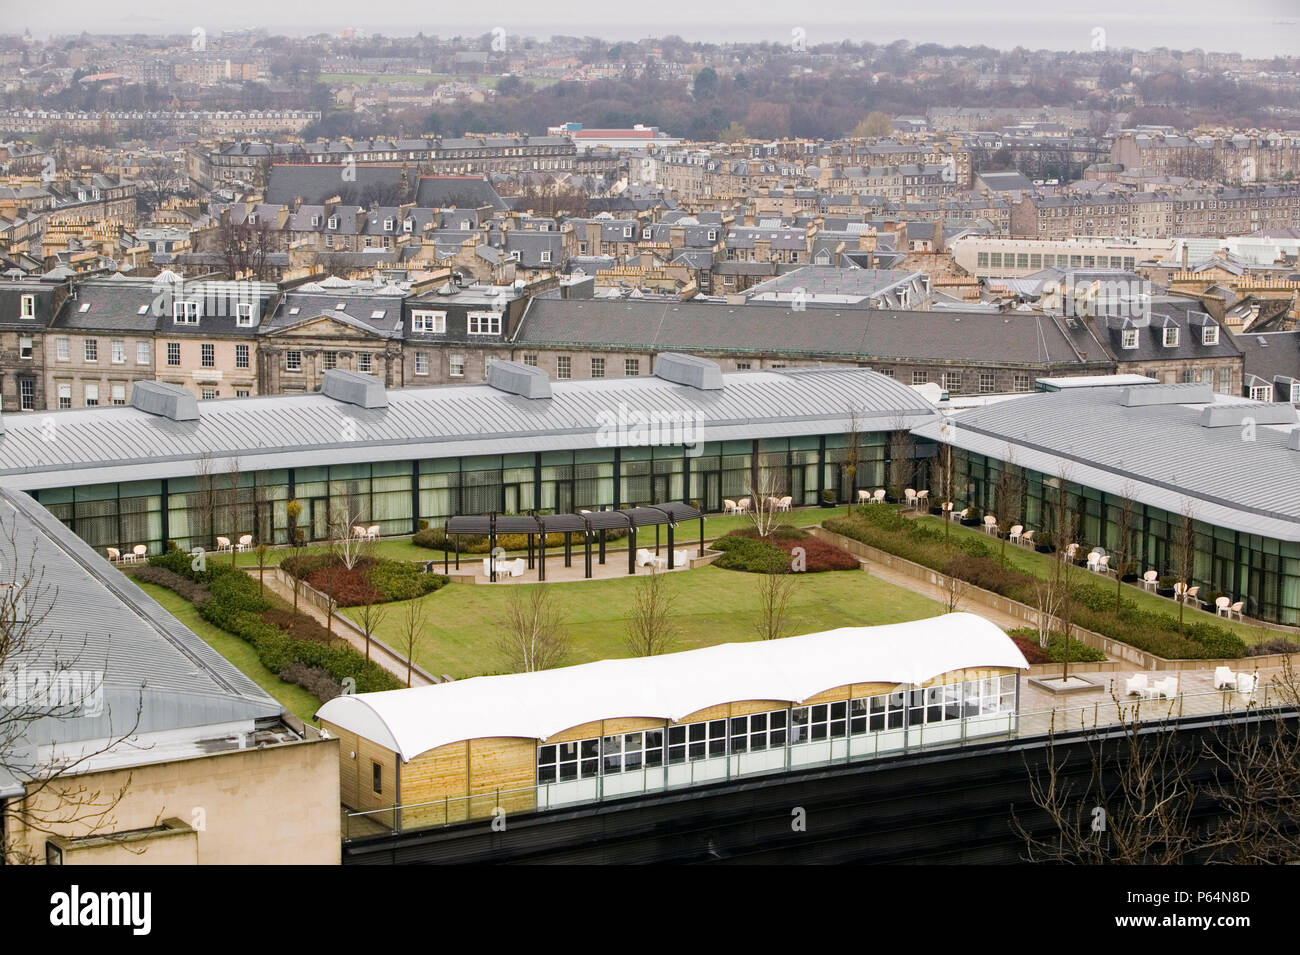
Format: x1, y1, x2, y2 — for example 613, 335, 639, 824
914, 382, 1300, 624
0, 360, 938, 556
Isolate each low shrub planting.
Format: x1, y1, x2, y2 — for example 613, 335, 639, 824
143, 552, 403, 698
284, 554, 449, 606
823, 513, 1247, 660
713, 531, 856, 573
279, 661, 344, 703
132, 564, 211, 603
1005, 627, 1108, 663
1247, 637, 1300, 657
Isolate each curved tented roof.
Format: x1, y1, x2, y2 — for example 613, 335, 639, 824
315, 613, 1028, 761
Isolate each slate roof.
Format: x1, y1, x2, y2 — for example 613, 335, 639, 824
414, 175, 507, 211
514, 298, 1093, 367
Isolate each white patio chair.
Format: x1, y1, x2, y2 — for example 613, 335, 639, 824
215, 536, 232, 553
1236, 672, 1258, 697
1020, 529, 1035, 548
915, 489, 930, 510
1183, 585, 1200, 605
856, 490, 870, 504
106, 547, 121, 563
723, 499, 738, 514
509, 558, 526, 578
1214, 666, 1236, 690
1155, 676, 1179, 699
1064, 543, 1079, 561
1086, 550, 1102, 572
352, 525, 366, 540
1142, 570, 1159, 592
956, 507, 969, 522
1097, 555, 1110, 574
1007, 524, 1023, 545
636, 548, 654, 567
674, 549, 690, 566
904, 488, 917, 508
132, 544, 147, 561
1173, 581, 1187, 600
482, 557, 493, 576
736, 497, 751, 513
236, 534, 253, 552
1125, 673, 1148, 696
777, 496, 792, 512
1215, 596, 1232, 617
1229, 601, 1244, 620
983, 515, 998, 535
366, 525, 380, 540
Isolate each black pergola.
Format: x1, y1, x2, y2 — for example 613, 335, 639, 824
444, 503, 705, 581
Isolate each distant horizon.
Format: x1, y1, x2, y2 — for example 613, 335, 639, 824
4, 9, 1300, 60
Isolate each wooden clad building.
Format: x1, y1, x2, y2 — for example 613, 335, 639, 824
318, 614, 1029, 830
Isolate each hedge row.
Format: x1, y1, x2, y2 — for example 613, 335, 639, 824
146, 551, 403, 697
824, 512, 1247, 660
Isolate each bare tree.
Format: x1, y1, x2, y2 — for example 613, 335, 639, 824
844, 405, 860, 517
218, 214, 278, 281
1014, 702, 1198, 864
0, 523, 143, 863
1172, 502, 1197, 632
994, 446, 1022, 565
625, 566, 678, 656
195, 451, 217, 553
329, 501, 370, 571
254, 544, 269, 597
744, 469, 787, 539
754, 570, 797, 641
935, 423, 957, 550
355, 600, 387, 665
1047, 470, 1081, 682
495, 585, 569, 673
225, 455, 243, 566
317, 565, 342, 641
397, 596, 429, 687
886, 418, 916, 504
1112, 483, 1138, 614
940, 570, 969, 616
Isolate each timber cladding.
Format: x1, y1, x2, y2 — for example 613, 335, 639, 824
330, 666, 1021, 828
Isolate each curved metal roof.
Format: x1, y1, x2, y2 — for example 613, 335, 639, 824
0, 368, 939, 491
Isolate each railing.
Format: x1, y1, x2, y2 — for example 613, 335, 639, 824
341, 684, 1285, 841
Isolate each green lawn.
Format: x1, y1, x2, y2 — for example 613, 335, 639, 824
910, 515, 1277, 645
343, 563, 942, 680
135, 581, 322, 724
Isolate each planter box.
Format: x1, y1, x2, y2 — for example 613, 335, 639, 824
929, 506, 944, 516
1035, 543, 1056, 553
819, 500, 836, 508
1121, 573, 1139, 583
1157, 587, 1175, 598
960, 519, 981, 527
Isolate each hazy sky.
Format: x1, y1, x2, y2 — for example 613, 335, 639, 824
5, 0, 1299, 57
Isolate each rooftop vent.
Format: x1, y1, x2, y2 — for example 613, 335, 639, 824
486, 360, 552, 400
321, 369, 387, 409
1120, 382, 1213, 407
653, 353, 724, 390
1201, 403, 1297, 428
1286, 429, 1300, 452
131, 381, 200, 421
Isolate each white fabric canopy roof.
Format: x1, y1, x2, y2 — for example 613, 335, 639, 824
315, 613, 1028, 761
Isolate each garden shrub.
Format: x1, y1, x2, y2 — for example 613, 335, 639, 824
1247, 637, 1300, 656
825, 513, 1247, 660
712, 535, 791, 574
132, 564, 211, 603
279, 661, 344, 703
1005, 627, 1107, 663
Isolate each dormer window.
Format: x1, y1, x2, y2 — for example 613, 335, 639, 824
247, 213, 257, 225
708, 230, 718, 241
174, 300, 200, 324
1202, 325, 1219, 346
1250, 383, 1273, 402
403, 218, 414, 233
327, 216, 338, 229
384, 218, 394, 231
1163, 326, 1179, 347
311, 215, 321, 226
20, 294, 34, 319
1121, 328, 1139, 349
540, 250, 551, 263
236, 303, 255, 327
642, 228, 652, 239
623, 226, 633, 238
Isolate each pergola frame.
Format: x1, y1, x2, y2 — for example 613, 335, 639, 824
443, 503, 705, 581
